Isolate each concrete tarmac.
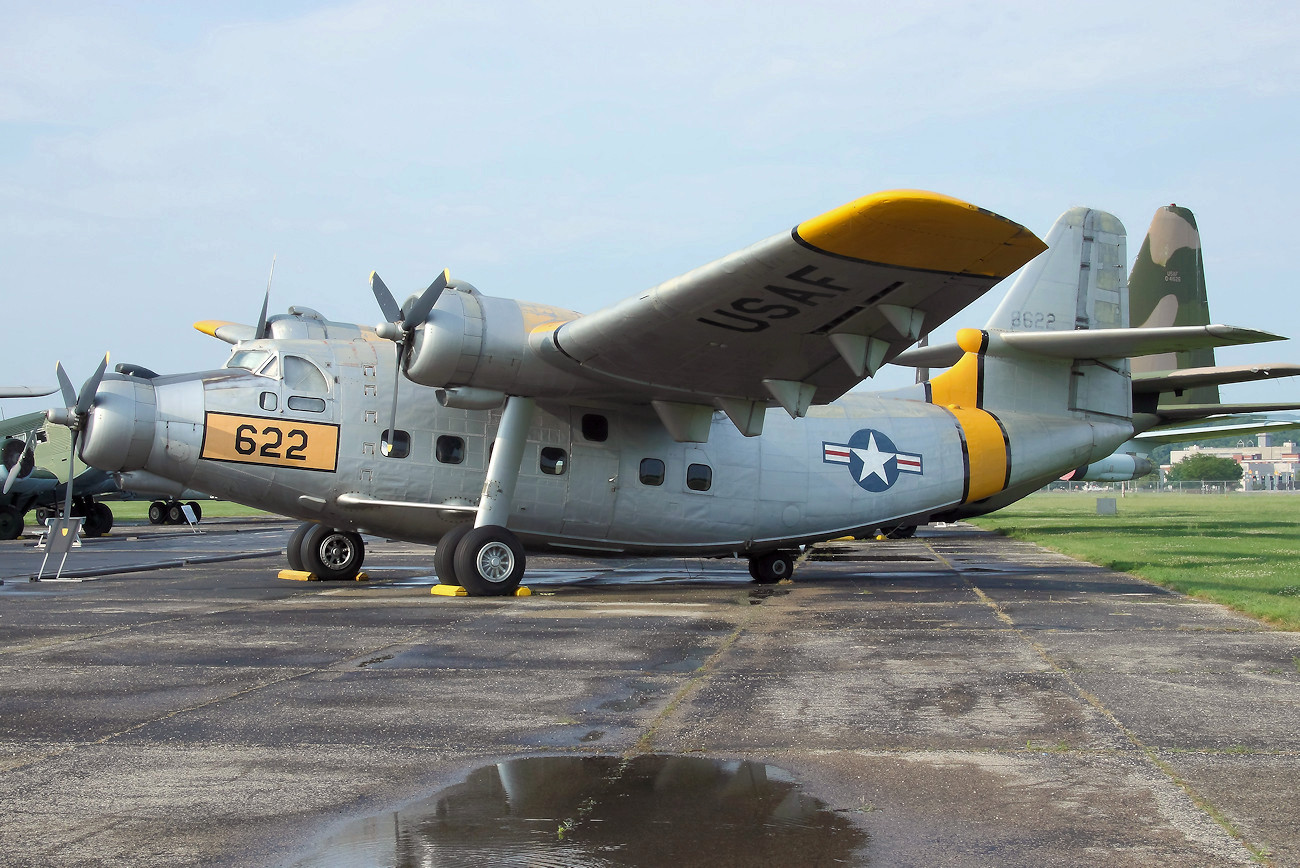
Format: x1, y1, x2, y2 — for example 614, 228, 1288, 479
0, 521, 1297, 866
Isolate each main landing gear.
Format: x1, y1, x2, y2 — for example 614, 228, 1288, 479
287, 522, 366, 580
148, 499, 203, 525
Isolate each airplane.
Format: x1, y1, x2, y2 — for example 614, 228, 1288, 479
43, 190, 1288, 594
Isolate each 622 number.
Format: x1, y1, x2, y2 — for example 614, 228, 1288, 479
234, 424, 308, 461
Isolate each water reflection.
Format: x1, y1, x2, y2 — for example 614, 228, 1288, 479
292, 755, 868, 867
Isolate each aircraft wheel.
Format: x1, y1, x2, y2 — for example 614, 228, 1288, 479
0, 505, 22, 540
749, 550, 795, 584
35, 507, 51, 525
286, 522, 312, 572
187, 501, 202, 522
433, 523, 473, 586
883, 524, 917, 539
166, 502, 185, 524
300, 525, 365, 581
148, 501, 166, 524
83, 503, 114, 537
453, 525, 525, 596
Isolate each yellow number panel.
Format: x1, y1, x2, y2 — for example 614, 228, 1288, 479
201, 412, 339, 472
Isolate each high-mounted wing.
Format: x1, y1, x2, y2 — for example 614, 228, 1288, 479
543, 191, 1044, 427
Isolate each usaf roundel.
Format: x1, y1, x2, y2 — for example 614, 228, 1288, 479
822, 429, 924, 492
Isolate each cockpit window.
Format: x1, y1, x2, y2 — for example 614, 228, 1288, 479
284, 356, 327, 392
226, 349, 272, 372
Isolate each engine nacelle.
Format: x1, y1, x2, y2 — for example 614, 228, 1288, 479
1065, 452, 1154, 482
401, 285, 585, 396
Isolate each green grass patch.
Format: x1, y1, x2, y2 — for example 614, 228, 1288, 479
108, 500, 272, 521
969, 493, 1300, 629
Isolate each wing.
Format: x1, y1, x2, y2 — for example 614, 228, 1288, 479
543, 191, 1044, 424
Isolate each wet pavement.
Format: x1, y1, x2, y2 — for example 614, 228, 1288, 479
0, 522, 1297, 866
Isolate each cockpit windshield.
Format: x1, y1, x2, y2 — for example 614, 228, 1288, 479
225, 349, 273, 373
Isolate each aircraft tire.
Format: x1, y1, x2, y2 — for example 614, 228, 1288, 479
750, 550, 795, 584
433, 523, 472, 587
35, 507, 51, 525
883, 524, 917, 539
453, 525, 525, 596
148, 502, 166, 524
187, 501, 202, 522
0, 505, 22, 540
166, 502, 185, 524
300, 525, 365, 581
83, 503, 113, 537
286, 522, 312, 572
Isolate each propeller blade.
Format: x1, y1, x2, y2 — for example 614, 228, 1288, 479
56, 362, 77, 409
384, 347, 402, 456
3, 428, 36, 495
256, 255, 276, 339
401, 269, 450, 330
63, 430, 77, 522
371, 272, 403, 325
75, 354, 109, 416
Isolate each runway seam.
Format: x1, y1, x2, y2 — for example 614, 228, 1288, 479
925, 539, 1270, 865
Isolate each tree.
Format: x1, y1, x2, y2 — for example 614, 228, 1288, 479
1166, 453, 1243, 483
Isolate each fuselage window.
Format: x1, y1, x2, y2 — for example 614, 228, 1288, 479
541, 447, 567, 476
287, 396, 326, 413
436, 435, 465, 465
283, 356, 328, 392
259, 391, 278, 411
581, 414, 609, 442
639, 458, 665, 486
686, 463, 712, 492
381, 429, 411, 459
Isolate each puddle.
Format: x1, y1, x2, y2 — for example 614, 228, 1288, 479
290, 755, 868, 867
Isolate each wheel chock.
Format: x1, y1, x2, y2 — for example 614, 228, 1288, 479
430, 585, 532, 597
277, 570, 371, 582
431, 584, 467, 596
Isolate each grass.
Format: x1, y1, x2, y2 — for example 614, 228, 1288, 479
108, 500, 273, 521
969, 492, 1300, 630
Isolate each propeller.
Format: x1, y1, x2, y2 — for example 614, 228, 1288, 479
371, 269, 450, 452
45, 354, 109, 521
2, 427, 37, 495
255, 255, 276, 340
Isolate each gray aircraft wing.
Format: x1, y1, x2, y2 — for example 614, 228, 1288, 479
545, 191, 1045, 420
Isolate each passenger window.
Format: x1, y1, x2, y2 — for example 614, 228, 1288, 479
541, 447, 567, 476
287, 396, 326, 413
436, 435, 464, 465
381, 429, 410, 459
283, 356, 327, 392
259, 391, 277, 411
581, 414, 609, 442
686, 463, 712, 492
639, 458, 665, 486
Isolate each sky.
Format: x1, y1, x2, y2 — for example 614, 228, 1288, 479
3, 0, 1299, 419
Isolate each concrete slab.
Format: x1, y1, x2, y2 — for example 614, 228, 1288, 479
0, 524, 1294, 866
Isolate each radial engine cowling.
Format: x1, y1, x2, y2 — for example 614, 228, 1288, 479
403, 289, 483, 388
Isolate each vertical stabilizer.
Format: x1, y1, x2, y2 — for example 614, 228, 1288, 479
1129, 205, 1218, 404
985, 207, 1127, 333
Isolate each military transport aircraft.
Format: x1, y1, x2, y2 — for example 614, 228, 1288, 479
44, 190, 1288, 594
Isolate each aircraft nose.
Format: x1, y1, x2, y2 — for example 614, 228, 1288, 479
80, 376, 157, 472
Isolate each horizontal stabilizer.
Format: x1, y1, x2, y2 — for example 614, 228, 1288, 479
194, 320, 258, 345
1147, 402, 1300, 422
997, 324, 1281, 360
1133, 363, 1300, 394
1135, 412, 1300, 443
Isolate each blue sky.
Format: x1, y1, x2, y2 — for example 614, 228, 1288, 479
3, 0, 1298, 417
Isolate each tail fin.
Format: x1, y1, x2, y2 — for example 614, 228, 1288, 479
984, 207, 1128, 333
1128, 205, 1217, 404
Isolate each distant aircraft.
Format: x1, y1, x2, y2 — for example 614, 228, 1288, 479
45, 190, 1288, 593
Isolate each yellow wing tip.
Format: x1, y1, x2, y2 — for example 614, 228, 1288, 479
194, 320, 236, 337
795, 190, 1046, 278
